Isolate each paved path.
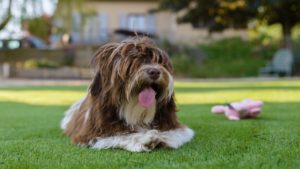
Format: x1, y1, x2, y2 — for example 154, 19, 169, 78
0, 78, 90, 87
0, 77, 299, 87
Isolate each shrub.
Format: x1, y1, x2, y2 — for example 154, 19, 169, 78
23, 59, 60, 69
169, 37, 277, 78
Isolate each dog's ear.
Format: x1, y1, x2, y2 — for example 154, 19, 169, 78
89, 43, 115, 97
90, 72, 102, 97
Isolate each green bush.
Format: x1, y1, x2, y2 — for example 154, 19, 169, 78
24, 59, 60, 69
172, 53, 195, 76
171, 37, 277, 78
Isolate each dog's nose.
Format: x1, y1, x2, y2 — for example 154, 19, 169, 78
147, 68, 161, 80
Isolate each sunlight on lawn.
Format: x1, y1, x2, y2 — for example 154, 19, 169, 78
0, 80, 299, 106
175, 80, 300, 88
0, 91, 85, 106
176, 90, 300, 104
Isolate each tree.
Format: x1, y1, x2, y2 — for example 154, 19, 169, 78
0, 0, 57, 40
25, 15, 52, 43
159, 0, 300, 48
259, 0, 300, 48
53, 0, 85, 35
0, 0, 12, 31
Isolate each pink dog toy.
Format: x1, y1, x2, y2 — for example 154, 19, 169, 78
211, 99, 263, 120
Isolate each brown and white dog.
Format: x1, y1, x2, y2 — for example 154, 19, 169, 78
61, 37, 194, 152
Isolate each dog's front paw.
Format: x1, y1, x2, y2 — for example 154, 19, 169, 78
126, 130, 160, 152
143, 137, 160, 150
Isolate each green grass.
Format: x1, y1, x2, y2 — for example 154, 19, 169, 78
0, 80, 300, 169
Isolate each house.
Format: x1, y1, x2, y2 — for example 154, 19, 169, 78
70, 0, 247, 44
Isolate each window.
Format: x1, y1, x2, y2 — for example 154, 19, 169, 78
7, 40, 21, 49
81, 12, 108, 43
119, 13, 156, 33
128, 15, 146, 32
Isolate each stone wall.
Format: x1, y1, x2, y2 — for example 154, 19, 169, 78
11, 67, 93, 79
0, 46, 100, 78
0, 46, 99, 67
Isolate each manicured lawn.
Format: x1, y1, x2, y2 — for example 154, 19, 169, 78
0, 80, 300, 169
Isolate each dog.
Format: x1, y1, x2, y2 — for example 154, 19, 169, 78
61, 37, 194, 152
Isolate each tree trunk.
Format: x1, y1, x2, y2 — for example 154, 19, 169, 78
282, 22, 293, 49
0, 0, 12, 31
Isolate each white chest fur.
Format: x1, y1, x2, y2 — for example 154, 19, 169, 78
119, 97, 156, 126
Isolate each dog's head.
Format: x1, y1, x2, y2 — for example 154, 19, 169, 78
90, 37, 174, 125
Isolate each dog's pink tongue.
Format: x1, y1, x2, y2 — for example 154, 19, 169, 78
138, 88, 156, 108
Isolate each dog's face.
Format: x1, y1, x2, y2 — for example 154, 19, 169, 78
90, 37, 174, 125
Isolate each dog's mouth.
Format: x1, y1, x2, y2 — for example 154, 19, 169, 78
137, 83, 163, 108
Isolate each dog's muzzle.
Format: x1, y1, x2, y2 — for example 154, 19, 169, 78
146, 67, 161, 81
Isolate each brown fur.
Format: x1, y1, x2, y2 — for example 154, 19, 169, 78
65, 37, 180, 144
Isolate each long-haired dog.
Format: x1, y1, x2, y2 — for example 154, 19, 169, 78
61, 37, 194, 152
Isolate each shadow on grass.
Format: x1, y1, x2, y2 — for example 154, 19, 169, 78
175, 86, 300, 93
0, 85, 88, 92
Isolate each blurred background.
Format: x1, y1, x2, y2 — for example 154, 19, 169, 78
0, 0, 300, 79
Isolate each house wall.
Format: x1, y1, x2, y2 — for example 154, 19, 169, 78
85, 1, 157, 31
82, 1, 248, 44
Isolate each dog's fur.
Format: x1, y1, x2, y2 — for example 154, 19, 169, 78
61, 37, 194, 152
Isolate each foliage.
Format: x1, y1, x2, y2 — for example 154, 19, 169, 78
248, 22, 282, 45
159, 0, 300, 47
258, 0, 300, 48
0, 80, 300, 168
259, 0, 300, 32
0, 0, 55, 32
172, 53, 196, 76
0, 0, 56, 41
24, 59, 60, 69
159, 0, 258, 32
53, 0, 86, 35
26, 17, 52, 43
0, 0, 12, 31
170, 37, 277, 78
159, 39, 206, 63
158, 39, 207, 77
